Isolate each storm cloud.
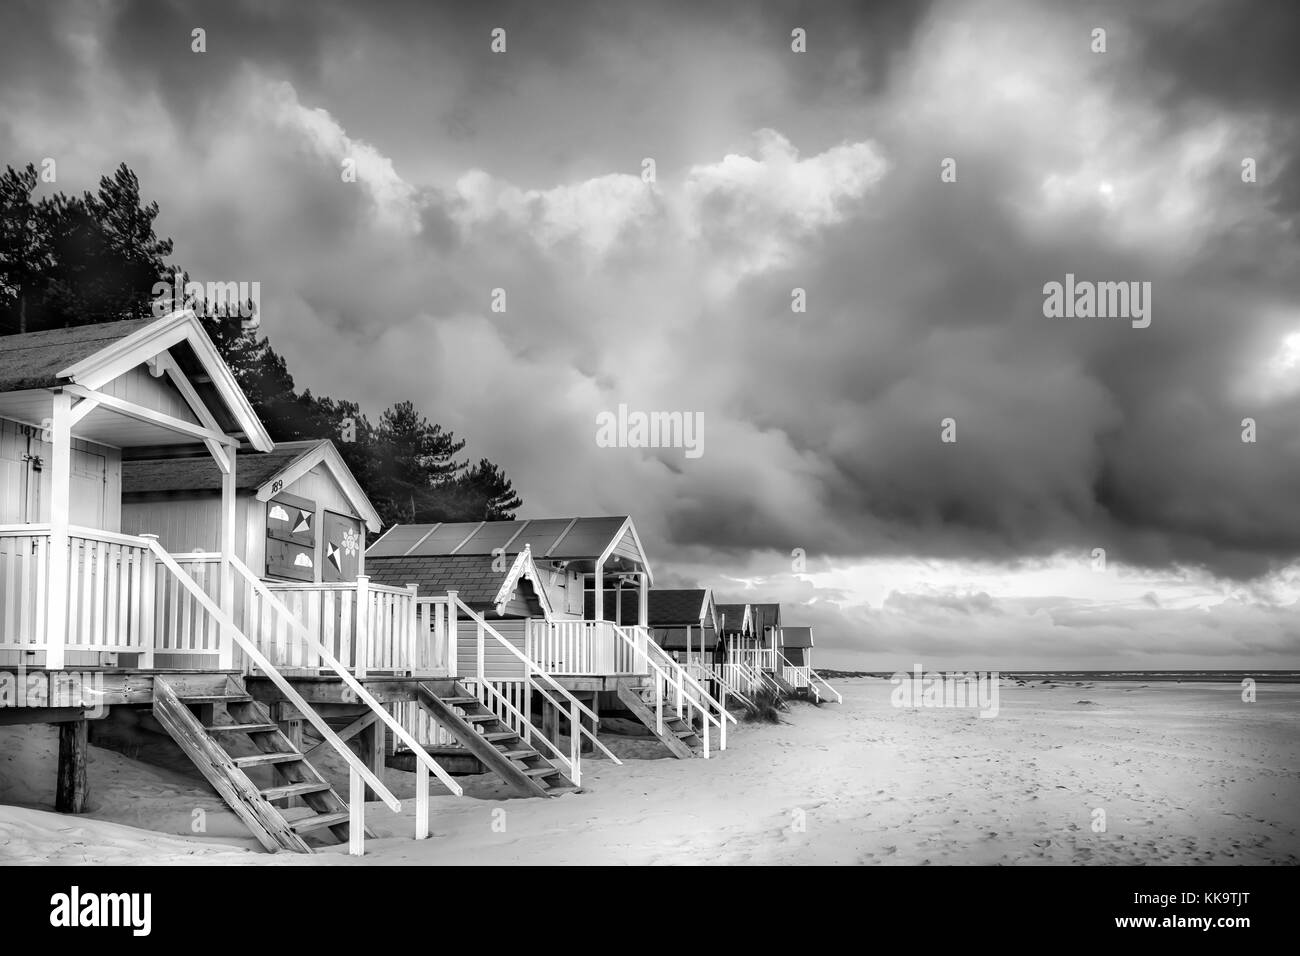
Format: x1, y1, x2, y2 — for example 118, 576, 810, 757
3, 0, 1299, 666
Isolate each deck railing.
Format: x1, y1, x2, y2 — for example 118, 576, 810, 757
609, 623, 735, 755
527, 618, 649, 675
170, 554, 419, 676
409, 594, 622, 786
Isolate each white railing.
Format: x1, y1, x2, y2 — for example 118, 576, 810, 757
170, 554, 420, 676
225, 554, 463, 852
806, 665, 843, 704
144, 541, 419, 856
413, 594, 623, 786
0, 526, 50, 654
527, 618, 649, 675
609, 623, 735, 756
1, 525, 161, 662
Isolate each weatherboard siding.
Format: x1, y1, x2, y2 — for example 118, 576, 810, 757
0, 416, 121, 530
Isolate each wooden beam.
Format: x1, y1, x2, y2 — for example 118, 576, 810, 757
55, 719, 89, 813
304, 711, 377, 759
63, 384, 235, 446
0, 706, 106, 727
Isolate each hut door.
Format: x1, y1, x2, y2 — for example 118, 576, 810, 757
266, 490, 317, 582
322, 511, 362, 582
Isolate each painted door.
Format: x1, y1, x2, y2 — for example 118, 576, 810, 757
0, 422, 105, 526
266, 489, 317, 582
321, 510, 362, 582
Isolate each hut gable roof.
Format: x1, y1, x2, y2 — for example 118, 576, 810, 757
121, 438, 381, 531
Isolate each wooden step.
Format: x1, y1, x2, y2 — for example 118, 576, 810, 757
205, 722, 279, 734
179, 693, 253, 704
441, 696, 480, 705
261, 782, 332, 801
232, 751, 302, 768
289, 811, 351, 834
415, 682, 575, 799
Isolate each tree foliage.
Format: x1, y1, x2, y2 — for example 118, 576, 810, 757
0, 162, 521, 527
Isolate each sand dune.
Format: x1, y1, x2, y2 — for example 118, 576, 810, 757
1, 678, 1296, 865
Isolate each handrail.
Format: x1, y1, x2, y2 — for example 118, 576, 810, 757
608, 623, 731, 753
228, 554, 464, 798
0, 523, 52, 535
143, 540, 403, 813
806, 664, 842, 704
709, 664, 757, 711
450, 597, 622, 768
629, 627, 736, 727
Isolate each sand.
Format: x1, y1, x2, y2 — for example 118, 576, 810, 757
1, 678, 1297, 865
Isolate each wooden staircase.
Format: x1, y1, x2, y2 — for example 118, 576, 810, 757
399, 679, 579, 798
152, 676, 363, 853
765, 669, 797, 698
616, 679, 703, 759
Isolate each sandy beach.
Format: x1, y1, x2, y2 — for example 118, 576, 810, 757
2, 677, 1297, 865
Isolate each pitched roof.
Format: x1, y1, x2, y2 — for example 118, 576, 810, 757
0, 311, 272, 451
122, 439, 381, 531
782, 626, 813, 648
123, 443, 312, 494
582, 588, 714, 627
366, 548, 550, 616
0, 319, 155, 392
715, 603, 752, 634
751, 603, 782, 634
655, 627, 720, 652
369, 517, 651, 580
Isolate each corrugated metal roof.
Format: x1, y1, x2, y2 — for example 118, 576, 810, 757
0, 319, 155, 393
369, 517, 635, 561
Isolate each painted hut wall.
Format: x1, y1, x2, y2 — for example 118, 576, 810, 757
99, 366, 199, 424
121, 459, 364, 582
0, 416, 121, 530
457, 616, 527, 679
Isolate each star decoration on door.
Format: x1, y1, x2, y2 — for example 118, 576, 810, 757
293, 510, 312, 534
326, 540, 343, 574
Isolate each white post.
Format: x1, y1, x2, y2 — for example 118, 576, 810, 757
476, 620, 485, 682
404, 583, 418, 672
218, 445, 236, 671
415, 761, 429, 840
349, 766, 364, 856
638, 570, 648, 627
354, 574, 370, 678
45, 390, 72, 670
593, 561, 604, 621
447, 591, 459, 677
139, 535, 158, 669
569, 697, 580, 786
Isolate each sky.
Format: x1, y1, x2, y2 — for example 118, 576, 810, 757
3, 0, 1300, 669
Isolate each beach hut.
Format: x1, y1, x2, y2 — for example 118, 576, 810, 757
775, 625, 842, 703
0, 312, 470, 853
120, 438, 380, 586
368, 518, 736, 757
